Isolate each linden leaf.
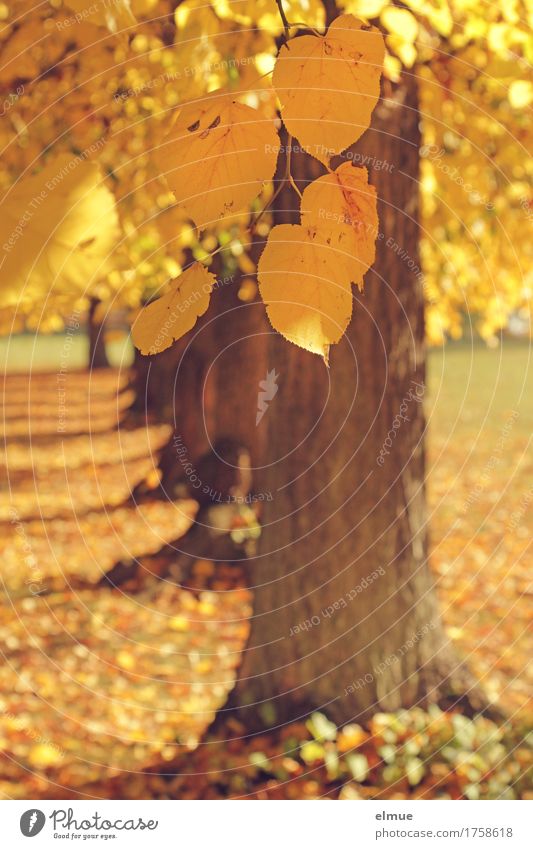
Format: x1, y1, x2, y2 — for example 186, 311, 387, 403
273, 14, 384, 166
257, 224, 354, 360
0, 155, 119, 307
300, 162, 378, 289
132, 263, 216, 355
155, 93, 280, 231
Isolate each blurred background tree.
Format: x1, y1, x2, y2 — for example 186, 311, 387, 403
0, 0, 531, 729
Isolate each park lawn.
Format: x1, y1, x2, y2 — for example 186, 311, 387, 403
0, 330, 133, 372
0, 335, 530, 799
427, 339, 532, 717
1, 333, 531, 718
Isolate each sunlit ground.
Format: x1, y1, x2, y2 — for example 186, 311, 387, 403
0, 331, 134, 372
428, 340, 532, 718
0, 334, 531, 800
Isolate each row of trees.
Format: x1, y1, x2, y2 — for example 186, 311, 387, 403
0, 0, 530, 726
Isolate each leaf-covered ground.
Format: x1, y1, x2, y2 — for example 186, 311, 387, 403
0, 341, 531, 799
427, 341, 532, 719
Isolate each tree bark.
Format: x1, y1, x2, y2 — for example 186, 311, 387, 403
87, 297, 109, 369
229, 71, 483, 728
125, 59, 485, 726
129, 256, 270, 493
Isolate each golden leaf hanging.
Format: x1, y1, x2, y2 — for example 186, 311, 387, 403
155, 93, 280, 231
257, 224, 354, 361
300, 162, 378, 289
132, 262, 215, 355
273, 14, 384, 166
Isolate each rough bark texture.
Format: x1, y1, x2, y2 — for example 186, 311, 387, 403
230, 72, 481, 728
126, 62, 485, 726
87, 297, 109, 369
129, 256, 270, 493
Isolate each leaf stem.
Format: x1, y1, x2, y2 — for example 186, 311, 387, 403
286, 21, 323, 36
275, 0, 291, 39
286, 135, 302, 198
251, 180, 285, 232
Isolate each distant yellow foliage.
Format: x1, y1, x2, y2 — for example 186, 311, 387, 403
0, 155, 119, 307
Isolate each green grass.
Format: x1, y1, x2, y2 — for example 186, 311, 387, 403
1, 332, 531, 442
427, 338, 533, 437
2, 333, 531, 424
0, 332, 134, 372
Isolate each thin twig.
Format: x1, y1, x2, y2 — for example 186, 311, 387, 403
286, 134, 303, 198
275, 0, 291, 39
251, 180, 286, 232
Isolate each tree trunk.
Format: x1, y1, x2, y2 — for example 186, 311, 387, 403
87, 297, 109, 369
125, 56, 485, 725
230, 71, 482, 728
129, 257, 270, 493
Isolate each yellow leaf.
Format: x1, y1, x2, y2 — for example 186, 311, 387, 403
337, 723, 367, 752
508, 80, 532, 108
28, 744, 63, 769
0, 155, 119, 307
300, 163, 378, 289
169, 614, 189, 631
382, 6, 419, 68
116, 650, 135, 670
64, 0, 136, 32
383, 52, 402, 81
391, 40, 417, 68
272, 14, 384, 166
381, 6, 419, 42
131, 0, 159, 16
426, 4, 453, 37
218, 0, 325, 32
0, 22, 40, 84
257, 224, 354, 360
238, 277, 257, 301
132, 263, 216, 355
344, 0, 387, 18
155, 92, 280, 231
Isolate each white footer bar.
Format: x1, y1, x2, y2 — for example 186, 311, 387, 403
3, 799, 532, 848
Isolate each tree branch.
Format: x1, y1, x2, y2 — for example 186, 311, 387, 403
275, 0, 290, 39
